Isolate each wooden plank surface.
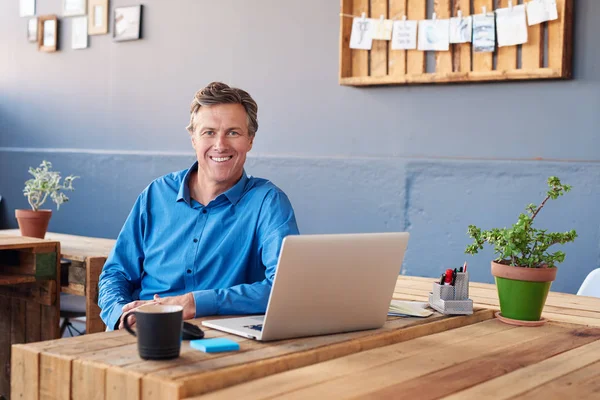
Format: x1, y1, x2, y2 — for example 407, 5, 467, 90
388, 0, 407, 76
406, 0, 426, 74
518, 359, 600, 399
548, 0, 574, 77
434, 0, 452, 74
192, 321, 600, 399
496, 0, 517, 70
472, 0, 494, 72
453, 0, 471, 73
0, 296, 11, 399
0, 274, 37, 285
522, 21, 543, 69
10, 345, 40, 400
86, 258, 107, 333
369, 0, 388, 77
351, 0, 369, 77
339, 0, 353, 79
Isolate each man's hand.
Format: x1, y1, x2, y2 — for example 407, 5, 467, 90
118, 299, 157, 330
153, 293, 196, 320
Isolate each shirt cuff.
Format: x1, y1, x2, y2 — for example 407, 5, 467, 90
192, 290, 218, 317
107, 302, 128, 331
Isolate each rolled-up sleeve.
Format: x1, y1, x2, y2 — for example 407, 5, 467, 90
98, 192, 146, 329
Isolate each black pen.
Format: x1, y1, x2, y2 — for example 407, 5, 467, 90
439, 273, 445, 285
451, 269, 457, 285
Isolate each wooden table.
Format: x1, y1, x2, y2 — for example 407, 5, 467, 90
0, 236, 61, 399
11, 276, 600, 400
0, 230, 115, 334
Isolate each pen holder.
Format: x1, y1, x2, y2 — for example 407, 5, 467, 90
428, 272, 473, 315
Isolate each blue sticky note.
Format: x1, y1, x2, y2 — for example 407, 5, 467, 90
190, 338, 240, 353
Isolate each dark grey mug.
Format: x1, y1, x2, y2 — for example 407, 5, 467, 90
123, 304, 183, 360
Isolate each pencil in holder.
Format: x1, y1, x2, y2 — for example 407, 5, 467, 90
428, 272, 473, 315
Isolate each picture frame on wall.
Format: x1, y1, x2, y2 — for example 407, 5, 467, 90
27, 18, 38, 42
114, 5, 142, 42
63, 0, 86, 17
71, 16, 88, 49
19, 0, 35, 18
38, 15, 58, 52
88, 0, 109, 35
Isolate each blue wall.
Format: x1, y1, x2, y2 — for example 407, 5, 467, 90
1, 1, 599, 293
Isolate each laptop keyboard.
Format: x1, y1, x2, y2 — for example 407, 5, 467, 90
243, 324, 263, 331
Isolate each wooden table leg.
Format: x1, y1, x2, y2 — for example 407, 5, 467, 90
85, 257, 106, 334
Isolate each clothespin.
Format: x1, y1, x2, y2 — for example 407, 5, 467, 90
379, 14, 385, 23
361, 12, 366, 22
457, 10, 463, 20
482, 6, 487, 15
508, 0, 513, 10
402, 15, 407, 27
432, 12, 437, 23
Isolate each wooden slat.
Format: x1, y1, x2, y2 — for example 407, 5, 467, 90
351, 0, 369, 77
0, 274, 37, 285
0, 296, 11, 398
25, 301, 42, 343
41, 353, 72, 400
443, 339, 600, 399
72, 359, 107, 400
11, 345, 40, 400
388, 0, 407, 76
453, 0, 471, 73
362, 327, 600, 399
518, 360, 600, 399
548, 0, 573, 77
86, 257, 107, 333
496, 0, 518, 70
370, 0, 388, 77
434, 0, 452, 73
339, 0, 353, 79
41, 303, 59, 341
155, 311, 495, 399
406, 0, 426, 74
0, 281, 54, 306
11, 298, 26, 345
472, 0, 494, 72
523, 19, 543, 69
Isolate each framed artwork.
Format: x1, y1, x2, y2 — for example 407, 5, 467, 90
63, 0, 86, 17
71, 16, 88, 49
88, 0, 109, 35
19, 0, 35, 18
114, 5, 142, 42
38, 15, 58, 52
27, 18, 38, 42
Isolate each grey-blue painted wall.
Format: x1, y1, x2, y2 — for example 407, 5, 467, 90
1, 1, 598, 294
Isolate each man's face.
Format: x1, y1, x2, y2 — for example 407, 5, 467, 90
190, 103, 253, 190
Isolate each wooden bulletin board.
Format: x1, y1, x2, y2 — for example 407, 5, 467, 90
339, 0, 574, 86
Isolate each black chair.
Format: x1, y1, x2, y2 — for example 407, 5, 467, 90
59, 259, 87, 337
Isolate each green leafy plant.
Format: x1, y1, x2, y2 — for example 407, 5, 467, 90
465, 176, 577, 268
23, 160, 78, 211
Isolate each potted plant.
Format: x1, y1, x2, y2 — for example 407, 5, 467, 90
465, 177, 577, 326
16, 160, 78, 238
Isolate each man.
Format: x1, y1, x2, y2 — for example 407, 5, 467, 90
98, 82, 299, 330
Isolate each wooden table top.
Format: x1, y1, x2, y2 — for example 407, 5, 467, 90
0, 230, 115, 261
11, 276, 600, 400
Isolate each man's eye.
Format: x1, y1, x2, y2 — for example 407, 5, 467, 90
203, 131, 215, 136
228, 131, 240, 136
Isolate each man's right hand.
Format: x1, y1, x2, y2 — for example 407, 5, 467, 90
117, 299, 157, 330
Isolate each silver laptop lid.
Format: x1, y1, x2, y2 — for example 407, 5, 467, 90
260, 232, 409, 341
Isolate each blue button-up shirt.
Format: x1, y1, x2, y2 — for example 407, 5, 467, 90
98, 163, 299, 330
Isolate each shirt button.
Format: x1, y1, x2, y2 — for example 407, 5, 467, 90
193, 238, 198, 243
187, 269, 192, 274
202, 209, 207, 214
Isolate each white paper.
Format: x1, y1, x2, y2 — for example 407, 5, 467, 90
527, 0, 558, 26
496, 5, 528, 47
19, 0, 35, 17
349, 17, 373, 50
63, 0, 86, 17
27, 18, 37, 42
472, 13, 496, 53
94, 5, 104, 27
115, 6, 142, 41
43, 20, 56, 47
417, 19, 450, 51
391, 20, 417, 50
371, 18, 393, 40
449, 15, 472, 43
72, 16, 88, 49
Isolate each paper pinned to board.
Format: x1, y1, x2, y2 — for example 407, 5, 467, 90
388, 300, 434, 317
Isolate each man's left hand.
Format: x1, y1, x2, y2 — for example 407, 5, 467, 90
153, 293, 196, 320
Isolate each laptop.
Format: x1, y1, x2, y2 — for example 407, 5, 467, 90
202, 232, 409, 341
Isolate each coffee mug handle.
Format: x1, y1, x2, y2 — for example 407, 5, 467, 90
123, 312, 137, 337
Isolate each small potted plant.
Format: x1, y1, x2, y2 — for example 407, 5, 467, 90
465, 176, 577, 326
15, 160, 78, 238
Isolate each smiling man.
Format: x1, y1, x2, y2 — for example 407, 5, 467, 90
98, 82, 299, 330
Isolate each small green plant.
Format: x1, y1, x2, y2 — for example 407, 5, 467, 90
23, 160, 78, 211
465, 176, 577, 268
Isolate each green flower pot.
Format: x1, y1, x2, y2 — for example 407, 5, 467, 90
491, 262, 557, 323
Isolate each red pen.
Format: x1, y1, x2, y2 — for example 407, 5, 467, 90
463, 261, 467, 273
444, 269, 453, 285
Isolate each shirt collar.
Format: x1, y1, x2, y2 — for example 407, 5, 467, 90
177, 162, 249, 206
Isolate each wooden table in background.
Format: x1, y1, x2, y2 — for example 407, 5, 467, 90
0, 230, 115, 335
0, 236, 61, 399
10, 276, 600, 400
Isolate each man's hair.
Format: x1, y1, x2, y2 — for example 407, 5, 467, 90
186, 82, 259, 137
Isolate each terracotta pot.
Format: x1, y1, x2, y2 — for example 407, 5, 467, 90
15, 209, 52, 239
491, 261, 557, 325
